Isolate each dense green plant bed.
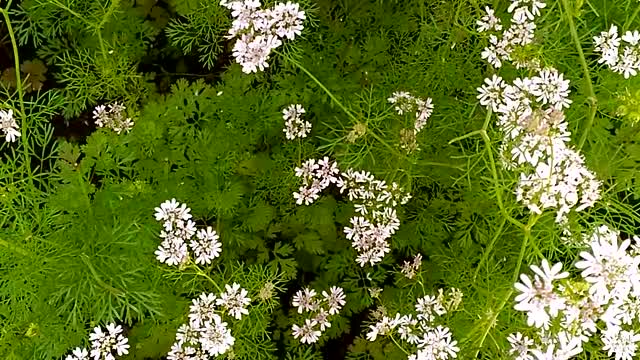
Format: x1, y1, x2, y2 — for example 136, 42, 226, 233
3, 0, 640, 359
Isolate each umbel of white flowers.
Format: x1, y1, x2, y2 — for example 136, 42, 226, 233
0, 109, 21, 143
476, 2, 601, 226
92, 102, 134, 134
593, 25, 640, 79
366, 287, 463, 360
167, 284, 251, 359
292, 157, 411, 267
64, 323, 130, 360
510, 225, 640, 360
221, 0, 305, 74
291, 286, 346, 344
282, 104, 311, 140
154, 199, 222, 267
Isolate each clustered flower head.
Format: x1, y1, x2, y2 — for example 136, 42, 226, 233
92, 102, 134, 134
221, 1, 305, 73
593, 25, 640, 79
478, 2, 545, 71
476, 4, 600, 225
0, 109, 20, 143
401, 253, 423, 279
65, 323, 129, 360
387, 91, 434, 134
282, 104, 311, 140
293, 157, 411, 266
291, 286, 346, 344
168, 283, 251, 359
366, 288, 462, 360
510, 225, 640, 360
154, 199, 222, 267
339, 169, 410, 266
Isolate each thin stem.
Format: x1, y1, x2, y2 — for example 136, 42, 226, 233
473, 217, 506, 281
190, 264, 222, 292
390, 335, 411, 356
561, 0, 597, 149
288, 58, 357, 123
1, 8, 33, 184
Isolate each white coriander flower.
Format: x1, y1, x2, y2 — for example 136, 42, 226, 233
154, 199, 192, 227
271, 2, 305, 40
189, 292, 218, 327
166, 342, 193, 360
477, 6, 502, 32
508, 332, 534, 360
594, 25, 621, 66
0, 109, 21, 143
155, 238, 189, 266
65, 347, 89, 360
418, 326, 460, 360
217, 283, 251, 320
315, 157, 340, 186
477, 74, 506, 112
232, 33, 281, 73
575, 226, 640, 304
602, 326, 640, 360
322, 286, 346, 315
294, 158, 319, 181
282, 104, 312, 140
481, 35, 505, 68
366, 314, 400, 341
292, 287, 317, 313
93, 102, 134, 133
313, 308, 331, 331
622, 30, 640, 46
190, 226, 222, 265
508, 0, 546, 22
89, 323, 129, 360
175, 323, 199, 346
530, 67, 572, 109
198, 314, 235, 356
292, 319, 321, 344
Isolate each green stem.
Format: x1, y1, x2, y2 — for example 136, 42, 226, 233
390, 335, 410, 356
473, 217, 506, 281
80, 254, 124, 296
1, 8, 33, 184
190, 264, 222, 292
561, 0, 597, 149
288, 59, 357, 123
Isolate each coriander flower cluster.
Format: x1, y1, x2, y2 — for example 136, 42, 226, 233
92, 102, 134, 134
400, 253, 423, 279
340, 169, 411, 266
593, 25, 640, 79
291, 286, 346, 344
282, 104, 311, 140
154, 199, 222, 267
366, 288, 462, 360
0, 109, 21, 143
510, 225, 640, 360
221, 0, 305, 74
477, 14, 601, 225
168, 283, 251, 359
477, 2, 544, 71
293, 157, 411, 266
387, 91, 434, 134
65, 323, 129, 360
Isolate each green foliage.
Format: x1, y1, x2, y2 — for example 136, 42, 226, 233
3, 0, 640, 359
165, 0, 229, 70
